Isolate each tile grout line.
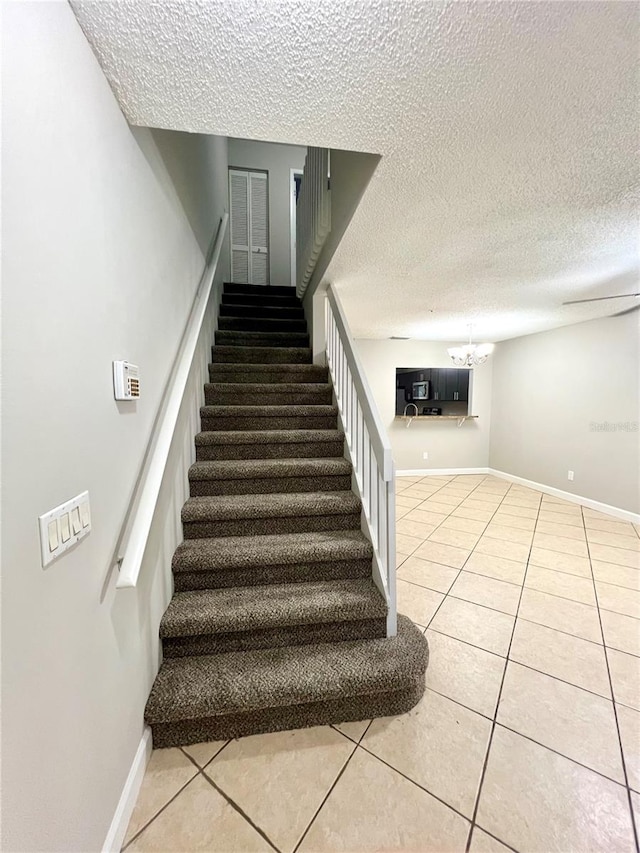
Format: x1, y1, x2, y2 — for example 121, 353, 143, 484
120, 762, 201, 851
355, 739, 476, 828
403, 476, 532, 850
200, 770, 283, 852
463, 480, 544, 852
396, 475, 500, 629
291, 740, 359, 853
181, 740, 231, 772
404, 477, 519, 667
123, 742, 254, 852
424, 627, 628, 700
421, 682, 638, 788
400, 553, 638, 623
581, 504, 640, 853
390, 474, 538, 853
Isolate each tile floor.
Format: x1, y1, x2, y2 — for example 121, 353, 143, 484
123, 474, 640, 852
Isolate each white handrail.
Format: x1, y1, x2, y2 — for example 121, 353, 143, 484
325, 286, 397, 636
116, 213, 229, 589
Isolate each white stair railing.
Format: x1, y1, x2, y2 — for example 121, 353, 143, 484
296, 147, 331, 299
325, 286, 397, 636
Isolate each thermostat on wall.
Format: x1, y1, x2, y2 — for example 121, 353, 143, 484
113, 361, 140, 400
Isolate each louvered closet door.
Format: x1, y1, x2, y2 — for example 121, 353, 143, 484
249, 172, 269, 285
230, 170, 250, 283
229, 169, 269, 285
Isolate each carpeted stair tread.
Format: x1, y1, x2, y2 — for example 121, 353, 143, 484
221, 293, 301, 308
205, 382, 331, 395
200, 405, 338, 433
215, 330, 310, 347
160, 579, 386, 639
208, 363, 328, 384
224, 282, 295, 296
182, 491, 361, 523
201, 404, 337, 416
194, 429, 345, 460
145, 616, 427, 724
172, 530, 372, 573
195, 429, 343, 447
188, 457, 352, 495
189, 458, 352, 482
220, 304, 304, 319
211, 345, 311, 364
204, 383, 332, 406
218, 316, 307, 333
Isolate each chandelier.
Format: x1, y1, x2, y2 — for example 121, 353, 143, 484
447, 325, 494, 366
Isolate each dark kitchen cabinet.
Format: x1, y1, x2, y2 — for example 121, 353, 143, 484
396, 367, 470, 409
429, 369, 469, 402
456, 370, 470, 402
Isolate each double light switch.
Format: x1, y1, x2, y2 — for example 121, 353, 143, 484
39, 491, 91, 567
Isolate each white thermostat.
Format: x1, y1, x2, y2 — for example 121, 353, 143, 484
113, 361, 140, 400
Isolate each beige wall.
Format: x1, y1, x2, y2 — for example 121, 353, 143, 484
355, 339, 493, 471
227, 137, 307, 286
1, 3, 229, 850
490, 313, 640, 513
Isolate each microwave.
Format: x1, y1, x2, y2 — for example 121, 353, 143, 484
412, 381, 430, 400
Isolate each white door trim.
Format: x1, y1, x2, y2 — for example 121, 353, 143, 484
290, 168, 303, 288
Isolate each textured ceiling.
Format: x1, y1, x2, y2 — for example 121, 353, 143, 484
72, 0, 639, 341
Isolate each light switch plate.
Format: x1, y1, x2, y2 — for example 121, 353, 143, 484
39, 491, 91, 568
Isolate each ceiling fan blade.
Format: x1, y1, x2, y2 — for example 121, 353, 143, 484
563, 293, 640, 306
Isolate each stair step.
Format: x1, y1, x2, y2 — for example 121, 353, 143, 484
204, 383, 332, 406
221, 293, 301, 309
172, 530, 373, 591
200, 404, 338, 432
145, 616, 428, 747
173, 529, 371, 571
211, 345, 311, 364
181, 491, 361, 538
220, 303, 304, 320
215, 330, 310, 349
195, 429, 344, 460
188, 457, 352, 496
160, 578, 387, 657
208, 363, 328, 384
218, 316, 307, 333
224, 282, 295, 296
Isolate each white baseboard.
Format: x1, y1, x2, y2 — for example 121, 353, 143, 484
488, 469, 640, 524
103, 728, 152, 853
396, 467, 490, 477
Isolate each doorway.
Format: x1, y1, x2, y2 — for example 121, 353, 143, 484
290, 168, 303, 288
229, 169, 270, 285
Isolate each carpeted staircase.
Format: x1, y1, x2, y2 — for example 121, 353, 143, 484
145, 282, 428, 748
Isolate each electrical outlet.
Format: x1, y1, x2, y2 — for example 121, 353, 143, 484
423, 451, 429, 460
568, 470, 574, 482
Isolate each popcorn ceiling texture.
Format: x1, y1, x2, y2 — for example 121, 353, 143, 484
72, 1, 639, 341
